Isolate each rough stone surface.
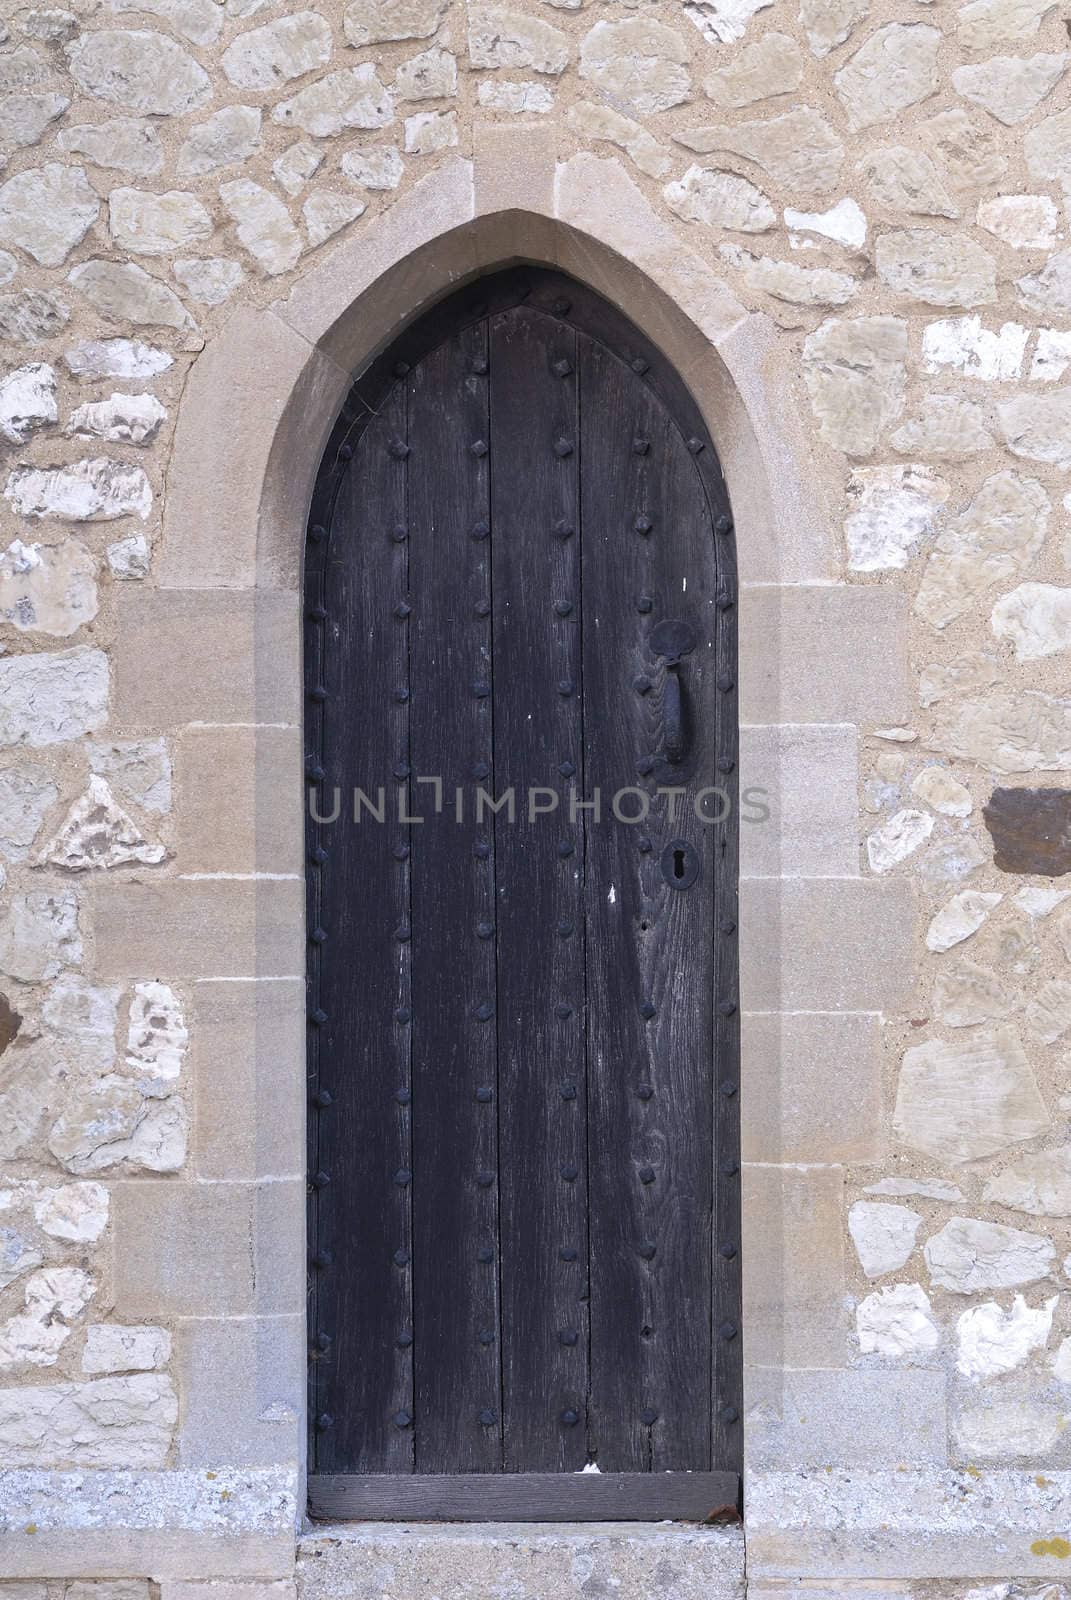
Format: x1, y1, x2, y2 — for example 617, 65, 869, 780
68, 260, 192, 330
272, 65, 393, 137
567, 102, 671, 181
984, 1146, 1071, 1216
0, 164, 98, 269
5, 458, 151, 521
0, 1373, 176, 1466
57, 118, 163, 177
275, 139, 325, 194
108, 187, 213, 257
468, 7, 570, 74
802, 315, 907, 455
932, 957, 1014, 1027
834, 24, 941, 130
0, 362, 56, 444
0, 648, 108, 749
579, 19, 691, 114
912, 765, 972, 817
800, 0, 869, 57
675, 107, 844, 197
63, 338, 172, 379
998, 388, 1071, 469
856, 1282, 940, 1358
890, 395, 992, 458
867, 807, 933, 871
0, 537, 98, 636
172, 256, 244, 306
861, 146, 958, 218
915, 470, 1050, 630
82, 1323, 171, 1374
703, 32, 802, 106
956, 1294, 1056, 1379
921, 314, 1027, 380
894, 1028, 1050, 1163
38, 774, 165, 871
876, 228, 997, 308
176, 104, 261, 177
221, 12, 332, 89
0, 91, 70, 150
954, 51, 1066, 124
65, 29, 211, 114
65, 392, 166, 445
220, 179, 303, 275
984, 194, 1058, 252
924, 1215, 1056, 1292
848, 1201, 922, 1278
844, 464, 947, 571
664, 165, 774, 232
344, 0, 450, 47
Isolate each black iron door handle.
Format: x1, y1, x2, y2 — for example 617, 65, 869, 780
650, 618, 698, 767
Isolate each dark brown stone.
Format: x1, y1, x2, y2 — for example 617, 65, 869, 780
983, 787, 1071, 876
0, 993, 21, 1055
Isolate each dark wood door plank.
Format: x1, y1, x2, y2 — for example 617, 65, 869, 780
309, 1471, 740, 1523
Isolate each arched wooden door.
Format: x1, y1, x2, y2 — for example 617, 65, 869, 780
304, 268, 740, 1521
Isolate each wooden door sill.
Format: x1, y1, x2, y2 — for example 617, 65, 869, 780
308, 1471, 741, 1523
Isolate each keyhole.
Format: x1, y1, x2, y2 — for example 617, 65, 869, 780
673, 848, 686, 881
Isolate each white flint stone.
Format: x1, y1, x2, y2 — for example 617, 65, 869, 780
567, 102, 672, 180
0, 1266, 95, 1370
0, 648, 107, 749
0, 538, 97, 637
273, 65, 393, 138
65, 29, 211, 115
33, 1181, 108, 1242
866, 807, 933, 873
848, 1200, 923, 1278
894, 1027, 1049, 1162
221, 11, 331, 90
664, 166, 774, 232
957, 1294, 1057, 1378
0, 764, 58, 859
0, 362, 56, 444
856, 1282, 940, 1358
38, 774, 165, 871
925, 1215, 1056, 1292
82, 1324, 171, 1374
956, 1398, 1064, 1457
578, 18, 690, 114
68, 260, 192, 331
106, 533, 150, 579
476, 79, 553, 112
0, 889, 80, 981
0, 164, 98, 269
395, 45, 457, 101
999, 389, 1071, 469
5, 458, 150, 522
834, 24, 940, 131
126, 982, 187, 1085
921, 315, 1028, 381
802, 315, 907, 456
220, 179, 302, 276
344, 0, 450, 46
468, 7, 571, 74
65, 393, 166, 444
64, 339, 172, 380
917, 833, 987, 886
340, 146, 403, 191
273, 141, 323, 196
992, 584, 1071, 662
404, 109, 457, 153
859, 146, 958, 219
985, 1147, 1071, 1217
176, 104, 260, 177
784, 197, 867, 249
845, 464, 947, 572
0, 92, 70, 149
172, 257, 244, 307
0, 1373, 176, 1467
953, 51, 1066, 125
890, 395, 991, 458
911, 765, 972, 816
932, 958, 1014, 1027
978, 195, 1057, 252
683, 0, 774, 46
675, 108, 843, 198
303, 190, 366, 248
57, 118, 163, 177
88, 738, 171, 814
1032, 330, 1071, 381
1054, 1338, 1071, 1381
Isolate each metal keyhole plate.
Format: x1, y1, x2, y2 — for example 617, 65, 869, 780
660, 838, 700, 891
